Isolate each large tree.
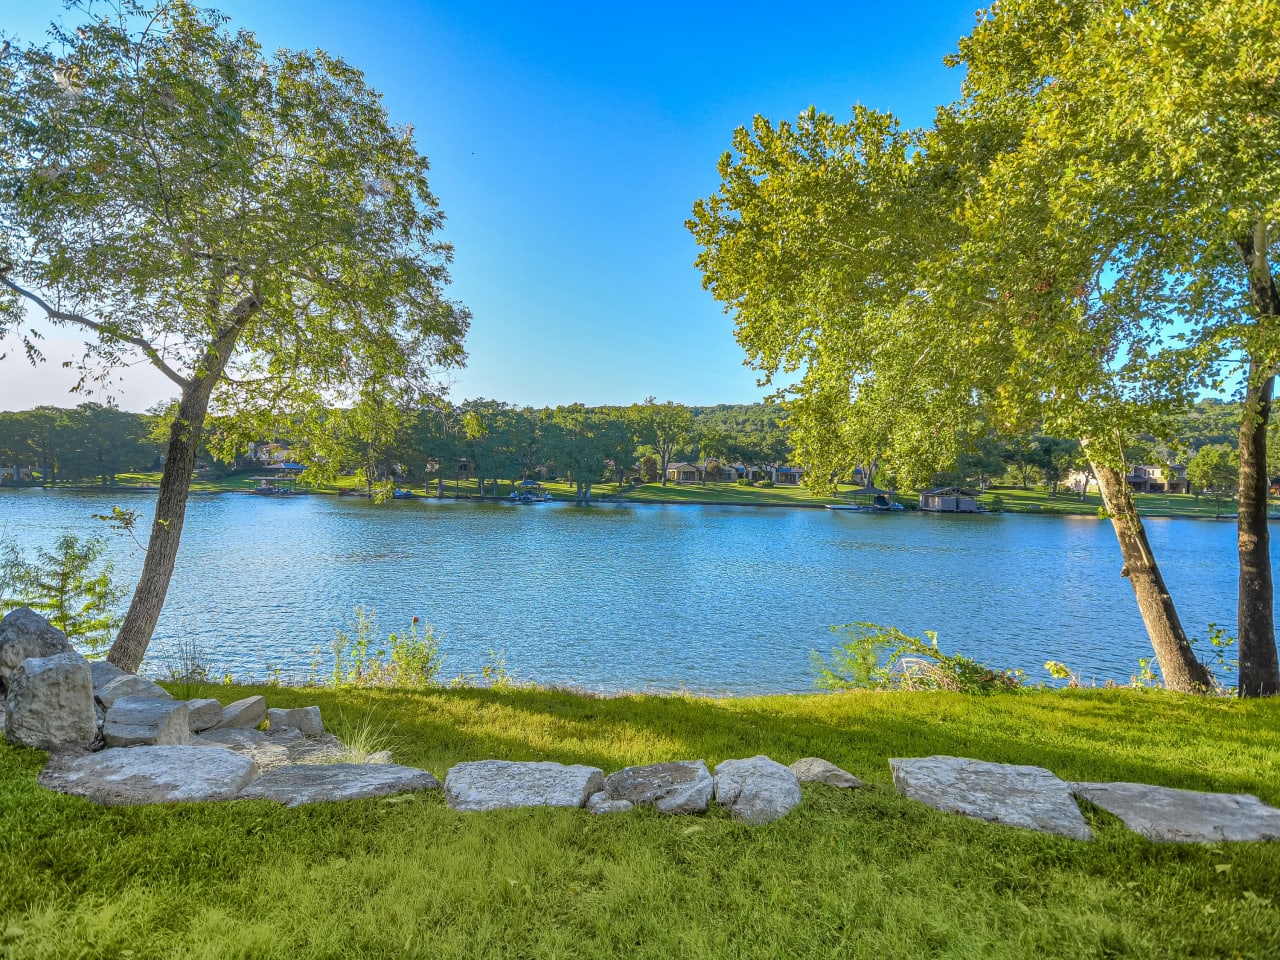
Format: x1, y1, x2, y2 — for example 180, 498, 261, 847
950, 0, 1279, 696
689, 101, 1214, 690
0, 2, 468, 670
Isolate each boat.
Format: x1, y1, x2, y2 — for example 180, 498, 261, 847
249, 477, 299, 496
509, 479, 553, 503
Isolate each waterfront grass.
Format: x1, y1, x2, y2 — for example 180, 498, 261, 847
982, 486, 1256, 520
3, 686, 1279, 959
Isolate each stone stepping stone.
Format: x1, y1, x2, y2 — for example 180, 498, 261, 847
715, 756, 802, 824
444, 760, 604, 812
39, 745, 259, 805
239, 762, 440, 807
1072, 782, 1280, 843
890, 756, 1093, 841
600, 760, 714, 815
103, 696, 189, 747
790, 757, 864, 788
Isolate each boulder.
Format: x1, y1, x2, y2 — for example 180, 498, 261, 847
4, 652, 96, 750
601, 760, 714, 815
267, 705, 323, 737
790, 757, 864, 789
103, 696, 189, 747
714, 756, 803, 824
209, 695, 266, 730
239, 762, 440, 807
94, 673, 173, 709
0, 608, 74, 693
39, 745, 259, 804
1072, 781, 1280, 843
193, 727, 291, 771
586, 790, 634, 815
444, 760, 604, 812
890, 756, 1093, 841
89, 660, 128, 692
185, 698, 223, 733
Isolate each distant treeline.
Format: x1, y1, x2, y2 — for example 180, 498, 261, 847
0, 397, 1261, 490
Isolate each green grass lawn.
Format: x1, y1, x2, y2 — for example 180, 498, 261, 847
3, 685, 1279, 959
981, 485, 1255, 520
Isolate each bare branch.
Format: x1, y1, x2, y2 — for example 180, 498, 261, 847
0, 276, 191, 389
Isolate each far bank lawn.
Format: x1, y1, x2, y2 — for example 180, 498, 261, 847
982, 485, 1252, 520
3, 686, 1279, 959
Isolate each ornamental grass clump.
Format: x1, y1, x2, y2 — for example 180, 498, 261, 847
331, 607, 444, 688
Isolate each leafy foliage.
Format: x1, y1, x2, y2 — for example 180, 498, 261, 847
331, 608, 444, 689
0, 534, 124, 650
813, 622, 1023, 694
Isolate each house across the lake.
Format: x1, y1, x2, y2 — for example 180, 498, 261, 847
1126, 464, 1188, 494
919, 487, 980, 512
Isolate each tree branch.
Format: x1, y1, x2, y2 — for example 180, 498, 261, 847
0, 276, 191, 389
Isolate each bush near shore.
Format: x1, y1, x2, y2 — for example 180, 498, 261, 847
3, 685, 1279, 959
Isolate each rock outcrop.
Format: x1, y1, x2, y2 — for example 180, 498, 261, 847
94, 674, 173, 709
103, 697, 190, 747
267, 706, 323, 737
210, 695, 267, 730
790, 757, 864, 788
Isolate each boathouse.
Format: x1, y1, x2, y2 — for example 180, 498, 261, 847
919, 487, 980, 513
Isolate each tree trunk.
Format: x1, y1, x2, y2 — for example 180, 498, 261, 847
1090, 455, 1214, 693
1236, 226, 1280, 697
1237, 368, 1279, 696
107, 308, 252, 673
107, 374, 220, 671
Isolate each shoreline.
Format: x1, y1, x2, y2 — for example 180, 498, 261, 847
0, 482, 1255, 521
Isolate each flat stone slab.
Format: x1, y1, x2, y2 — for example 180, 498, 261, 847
586, 790, 634, 815
194, 727, 292, 771
445, 760, 604, 812
89, 660, 128, 692
601, 760, 714, 815
715, 756, 803, 824
103, 696, 189, 747
791, 757, 864, 789
39, 745, 259, 805
239, 762, 440, 807
95, 674, 173, 709
1072, 782, 1280, 843
185, 698, 223, 733
210, 695, 266, 730
890, 756, 1093, 841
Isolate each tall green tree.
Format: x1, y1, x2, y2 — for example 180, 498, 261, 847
634, 398, 693, 487
0, 2, 468, 671
1188, 444, 1240, 520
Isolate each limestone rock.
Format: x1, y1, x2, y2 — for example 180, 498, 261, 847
239, 762, 439, 807
267, 705, 323, 737
790, 757, 864, 789
1072, 781, 1280, 843
601, 760, 714, 815
890, 756, 1093, 841
103, 696, 189, 747
444, 760, 604, 812
714, 756, 803, 824
0, 608, 74, 693
95, 673, 173, 709
89, 660, 128, 692
210, 695, 266, 730
193, 727, 291, 771
4, 652, 96, 750
186, 698, 223, 733
39, 745, 259, 804
586, 790, 633, 815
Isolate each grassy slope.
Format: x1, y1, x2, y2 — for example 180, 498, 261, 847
3, 686, 1279, 959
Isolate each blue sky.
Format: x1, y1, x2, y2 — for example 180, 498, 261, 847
1, 1, 977, 411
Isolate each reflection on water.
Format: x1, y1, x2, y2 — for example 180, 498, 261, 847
0, 490, 1262, 693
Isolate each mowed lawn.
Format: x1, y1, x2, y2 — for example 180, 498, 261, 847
3, 686, 1279, 959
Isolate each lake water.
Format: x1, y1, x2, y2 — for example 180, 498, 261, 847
0, 489, 1263, 694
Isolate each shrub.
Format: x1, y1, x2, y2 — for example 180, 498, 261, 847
736, 477, 753, 487
0, 534, 124, 651
813, 622, 1023, 694
755, 479, 774, 488
332, 607, 444, 688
